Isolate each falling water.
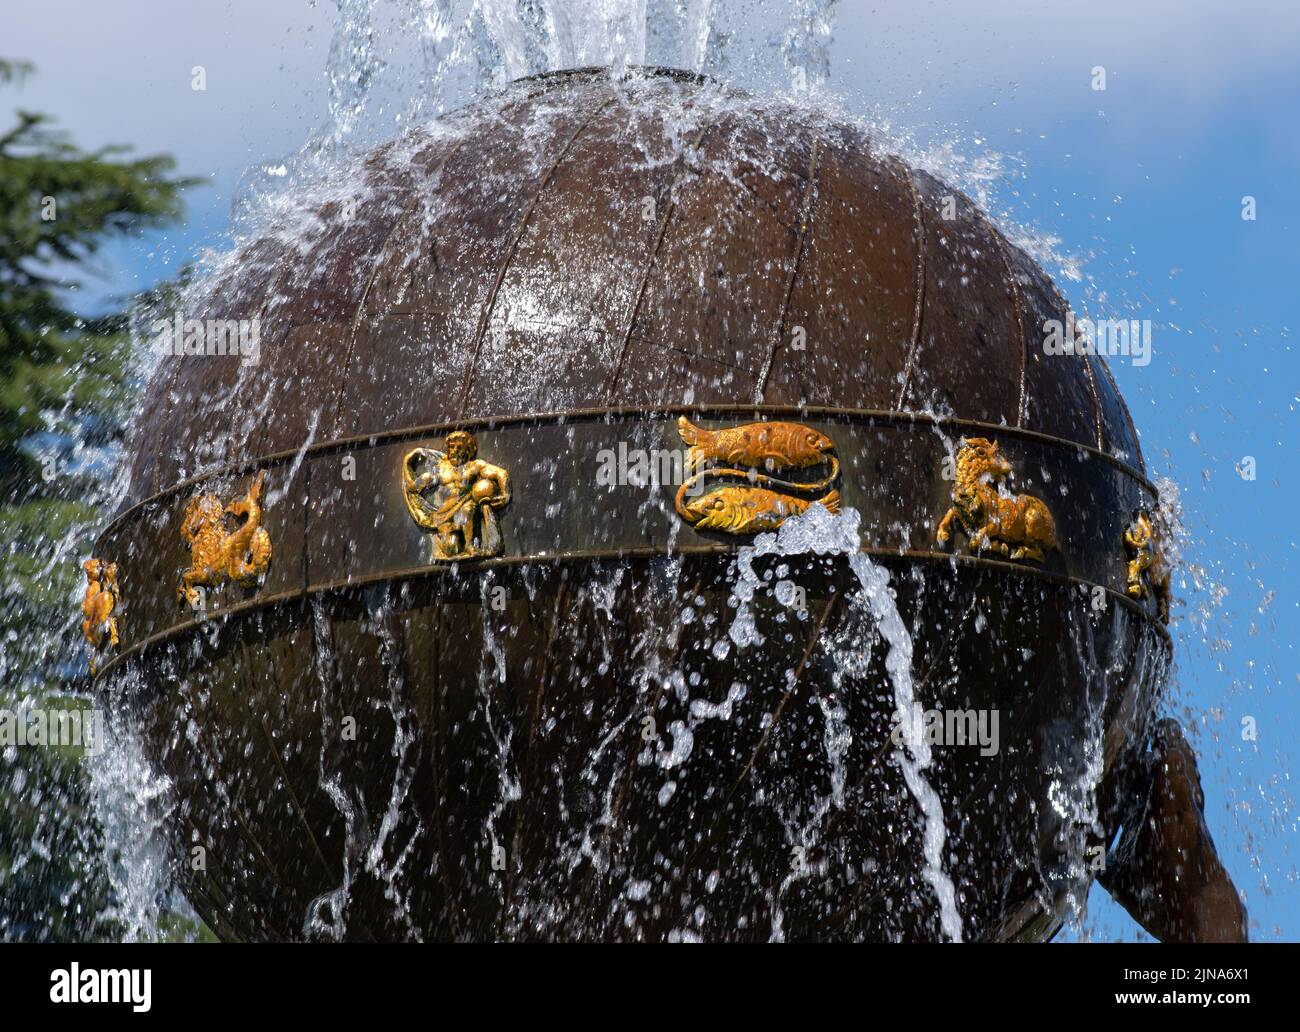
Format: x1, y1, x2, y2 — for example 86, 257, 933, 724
727, 503, 964, 942
87, 688, 178, 941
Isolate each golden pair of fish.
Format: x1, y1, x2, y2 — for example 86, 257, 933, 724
674, 417, 840, 535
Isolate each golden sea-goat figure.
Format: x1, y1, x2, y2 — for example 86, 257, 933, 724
177, 470, 273, 609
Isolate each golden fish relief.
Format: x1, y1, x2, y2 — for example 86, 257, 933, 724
680, 486, 841, 535
674, 417, 842, 536
678, 416, 836, 474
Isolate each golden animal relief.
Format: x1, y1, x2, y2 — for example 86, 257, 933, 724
177, 470, 273, 609
1125, 511, 1171, 623
936, 437, 1057, 563
82, 558, 119, 674
403, 431, 510, 561
674, 417, 841, 536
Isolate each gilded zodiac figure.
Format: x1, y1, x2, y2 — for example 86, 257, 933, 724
677, 416, 836, 475
673, 417, 841, 536
177, 470, 273, 609
403, 431, 510, 560
82, 558, 120, 674
677, 484, 840, 535
936, 437, 1057, 563
1125, 511, 1171, 622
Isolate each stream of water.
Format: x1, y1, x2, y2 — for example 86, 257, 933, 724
728, 504, 965, 942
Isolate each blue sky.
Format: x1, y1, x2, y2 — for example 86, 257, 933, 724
5, 0, 1296, 940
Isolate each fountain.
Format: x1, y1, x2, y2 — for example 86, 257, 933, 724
72, 55, 1246, 941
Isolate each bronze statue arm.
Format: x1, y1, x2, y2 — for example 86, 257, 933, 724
1100, 719, 1247, 942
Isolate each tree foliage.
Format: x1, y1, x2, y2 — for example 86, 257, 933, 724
0, 57, 198, 941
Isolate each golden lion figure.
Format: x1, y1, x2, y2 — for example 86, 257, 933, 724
177, 470, 273, 609
936, 437, 1058, 563
1125, 511, 1171, 622
82, 558, 120, 674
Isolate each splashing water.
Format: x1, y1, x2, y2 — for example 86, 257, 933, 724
728, 504, 964, 942
88, 692, 180, 941
229, 0, 841, 236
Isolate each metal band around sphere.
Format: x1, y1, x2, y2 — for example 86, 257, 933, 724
90, 405, 1166, 679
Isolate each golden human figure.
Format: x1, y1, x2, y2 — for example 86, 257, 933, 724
81, 558, 120, 674
402, 431, 510, 560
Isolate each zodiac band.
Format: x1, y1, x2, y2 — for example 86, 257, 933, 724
83, 418, 1172, 672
